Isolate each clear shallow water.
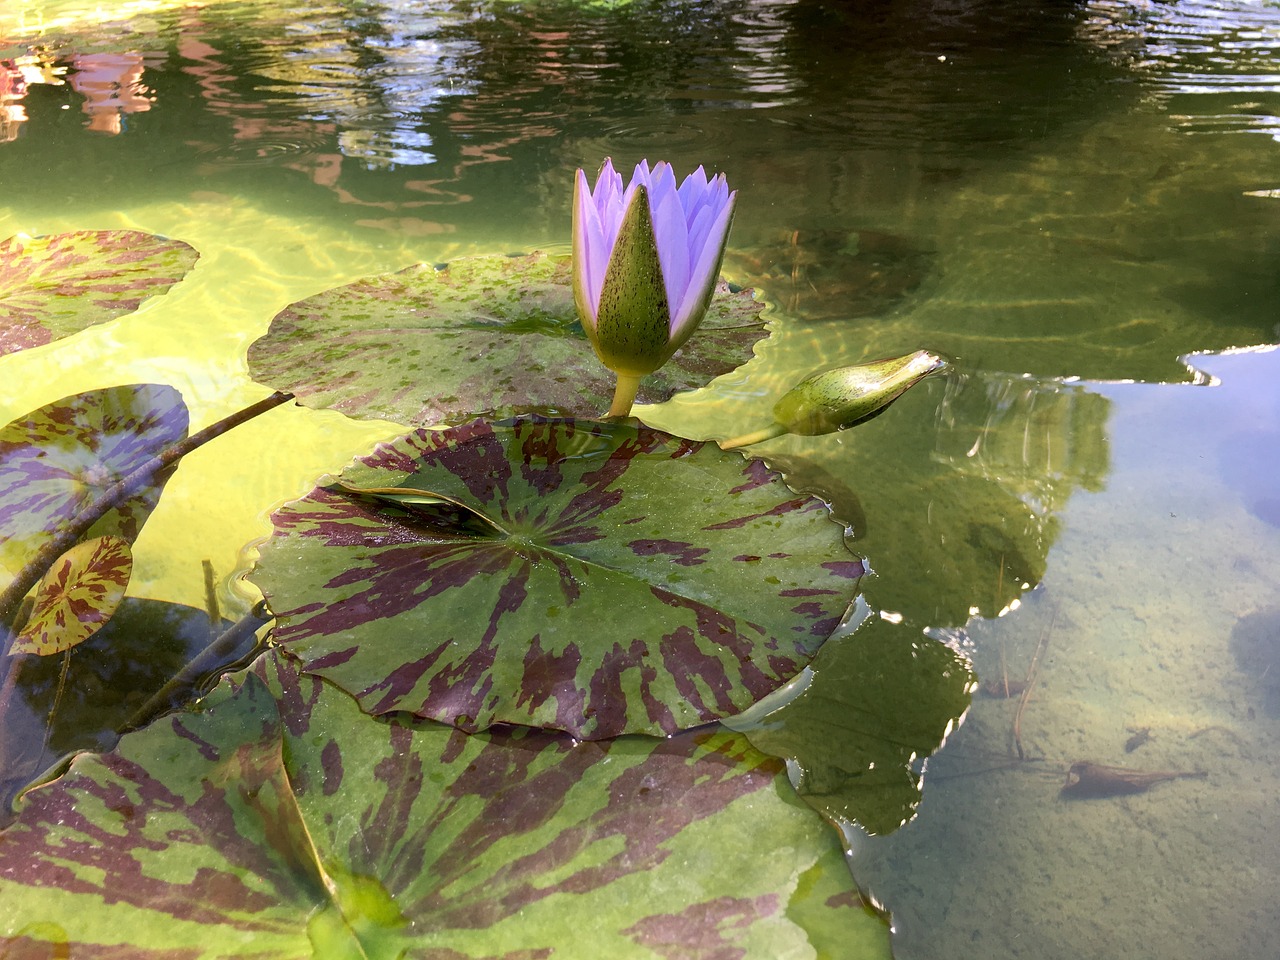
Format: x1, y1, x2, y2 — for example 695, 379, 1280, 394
2, 0, 1279, 957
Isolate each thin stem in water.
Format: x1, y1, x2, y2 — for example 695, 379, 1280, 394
719, 423, 787, 450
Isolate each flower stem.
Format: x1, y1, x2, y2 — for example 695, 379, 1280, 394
719, 423, 787, 450
607, 373, 643, 418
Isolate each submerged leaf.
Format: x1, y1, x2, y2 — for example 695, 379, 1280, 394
740, 617, 974, 836
0, 651, 890, 959
246, 252, 767, 427
253, 417, 863, 739
0, 230, 199, 356
0, 385, 189, 589
11, 535, 132, 656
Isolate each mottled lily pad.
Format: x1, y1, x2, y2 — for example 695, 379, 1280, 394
246, 251, 768, 427
11, 535, 132, 656
0, 385, 189, 588
0, 651, 891, 959
253, 417, 863, 739
0, 231, 199, 356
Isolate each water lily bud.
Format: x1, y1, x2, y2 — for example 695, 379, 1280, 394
573, 159, 736, 415
773, 350, 945, 436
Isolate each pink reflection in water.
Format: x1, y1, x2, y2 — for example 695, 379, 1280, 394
1, 60, 27, 142
2, 54, 67, 142
69, 53, 153, 135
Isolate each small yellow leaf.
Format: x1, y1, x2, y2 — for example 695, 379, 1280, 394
12, 535, 133, 656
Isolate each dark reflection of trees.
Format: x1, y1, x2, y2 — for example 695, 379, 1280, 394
775, 0, 1121, 144
3, 0, 1132, 233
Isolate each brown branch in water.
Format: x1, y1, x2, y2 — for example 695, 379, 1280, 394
999, 640, 1009, 699
0, 390, 293, 646
1012, 602, 1057, 761
120, 602, 271, 733
0, 386, 294, 756
202, 559, 220, 644
1187, 724, 1247, 748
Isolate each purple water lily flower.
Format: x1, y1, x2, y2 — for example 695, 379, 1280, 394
573, 158, 736, 416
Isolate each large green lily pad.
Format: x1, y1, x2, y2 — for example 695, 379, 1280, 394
0, 385, 189, 590
0, 651, 891, 959
0, 231, 199, 356
253, 417, 864, 740
246, 252, 768, 427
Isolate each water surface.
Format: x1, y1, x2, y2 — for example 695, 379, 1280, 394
2, 1, 1278, 957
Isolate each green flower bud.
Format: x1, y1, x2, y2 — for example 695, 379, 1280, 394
773, 351, 945, 435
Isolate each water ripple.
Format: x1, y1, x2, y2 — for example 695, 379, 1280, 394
1088, 0, 1280, 138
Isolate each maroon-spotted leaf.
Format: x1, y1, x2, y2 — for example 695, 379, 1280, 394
0, 231, 199, 356
246, 251, 768, 427
0, 385, 189, 587
252, 417, 863, 739
11, 535, 132, 656
0, 651, 892, 959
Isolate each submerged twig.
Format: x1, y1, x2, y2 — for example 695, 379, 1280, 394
120, 603, 271, 733
202, 559, 220, 645
31, 649, 73, 780
0, 392, 293, 758
1012, 603, 1057, 760
1187, 724, 1247, 748
0, 391, 293, 650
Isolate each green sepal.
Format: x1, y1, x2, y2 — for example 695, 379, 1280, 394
591, 185, 672, 377
773, 350, 944, 436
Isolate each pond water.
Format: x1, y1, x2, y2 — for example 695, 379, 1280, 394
1, 0, 1278, 957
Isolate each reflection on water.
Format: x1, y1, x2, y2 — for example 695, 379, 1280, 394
1, 0, 1279, 957
700, 367, 1111, 628
934, 372, 1109, 521
1089, 0, 1280, 139
0, 596, 265, 824
68, 51, 153, 134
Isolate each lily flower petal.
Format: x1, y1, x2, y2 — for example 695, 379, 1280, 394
572, 157, 737, 385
